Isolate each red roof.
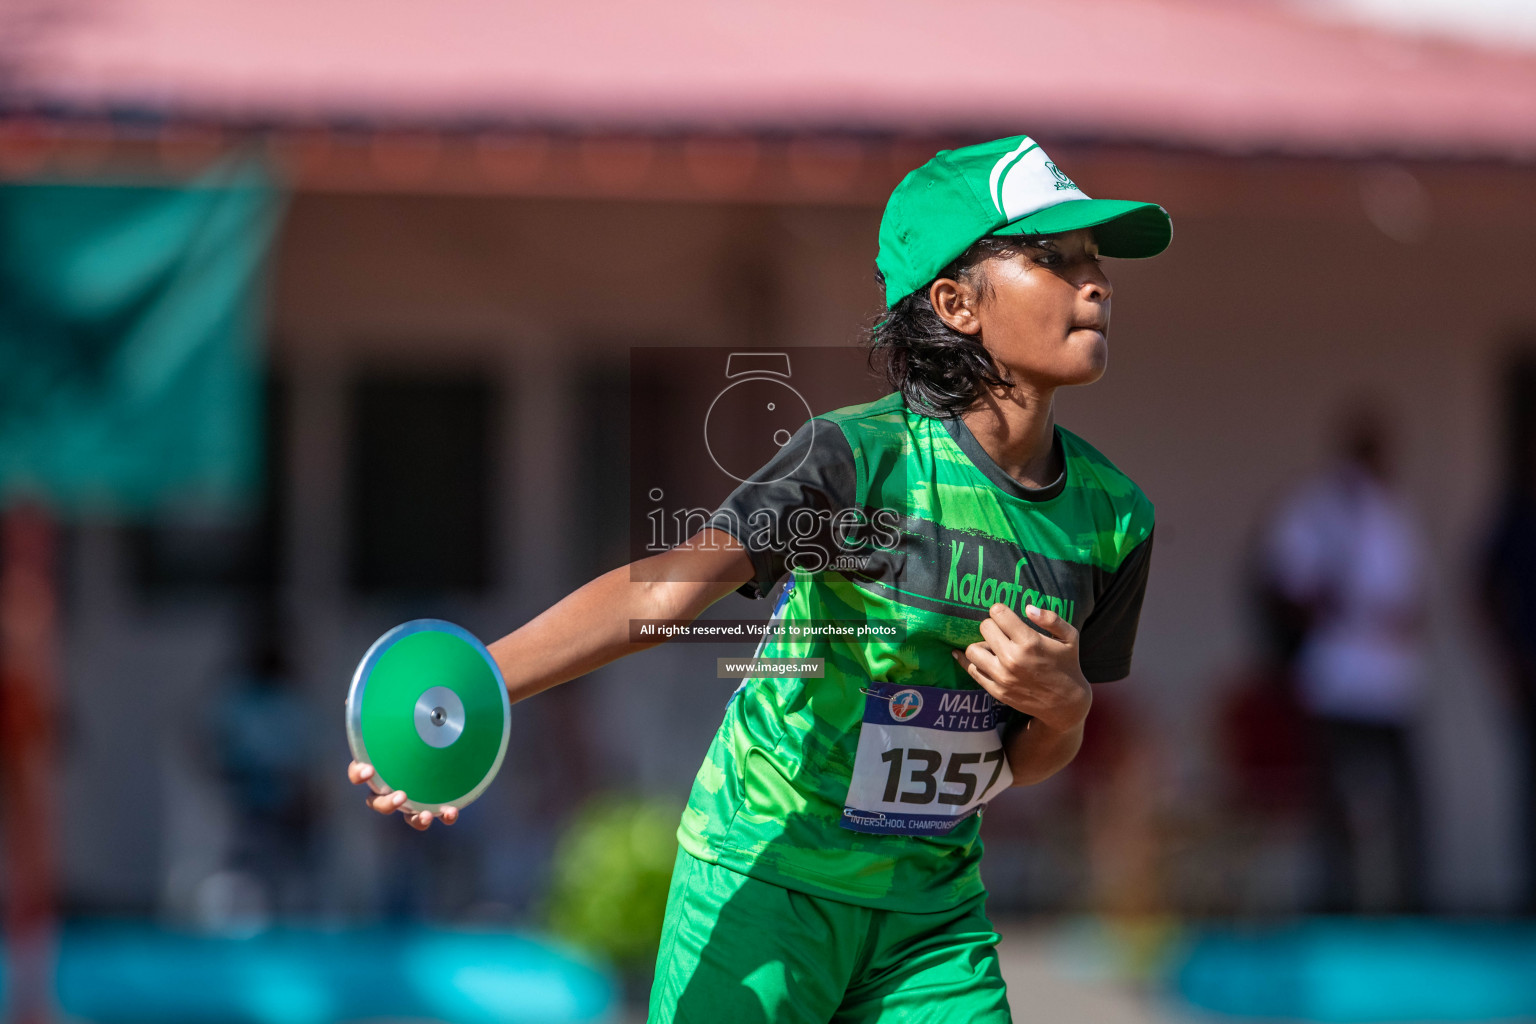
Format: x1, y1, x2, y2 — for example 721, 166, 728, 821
12, 0, 1536, 159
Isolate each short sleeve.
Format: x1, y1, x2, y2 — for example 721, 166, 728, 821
706, 418, 859, 599
1078, 530, 1154, 683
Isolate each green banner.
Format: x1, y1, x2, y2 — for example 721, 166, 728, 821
0, 162, 282, 514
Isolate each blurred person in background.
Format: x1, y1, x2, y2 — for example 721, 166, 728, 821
1478, 354, 1536, 914
1261, 405, 1428, 914
206, 609, 319, 918
1196, 527, 1318, 915
1074, 688, 1167, 920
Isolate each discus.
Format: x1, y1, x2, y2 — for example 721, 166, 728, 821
346, 619, 511, 815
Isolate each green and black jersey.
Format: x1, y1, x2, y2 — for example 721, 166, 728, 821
682, 392, 1154, 912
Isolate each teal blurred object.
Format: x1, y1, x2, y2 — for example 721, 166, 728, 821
0, 161, 280, 514
1175, 919, 1536, 1021
0, 922, 616, 1023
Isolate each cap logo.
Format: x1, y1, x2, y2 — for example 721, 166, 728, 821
1045, 160, 1078, 192
986, 138, 1089, 223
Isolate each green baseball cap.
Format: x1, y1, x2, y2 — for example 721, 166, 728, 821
877, 135, 1172, 307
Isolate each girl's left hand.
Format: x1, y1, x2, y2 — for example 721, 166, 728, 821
349, 760, 460, 831
952, 602, 1092, 733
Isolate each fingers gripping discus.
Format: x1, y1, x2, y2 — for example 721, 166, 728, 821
346, 620, 510, 814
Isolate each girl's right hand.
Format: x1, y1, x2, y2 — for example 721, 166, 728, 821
348, 760, 459, 831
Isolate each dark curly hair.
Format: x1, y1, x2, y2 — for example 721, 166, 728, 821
867, 236, 1035, 418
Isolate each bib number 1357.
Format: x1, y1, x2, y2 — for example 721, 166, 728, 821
878, 747, 1007, 806
842, 682, 1014, 836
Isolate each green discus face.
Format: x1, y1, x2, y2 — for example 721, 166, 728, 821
346, 620, 510, 813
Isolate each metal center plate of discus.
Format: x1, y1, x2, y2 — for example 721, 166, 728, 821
414, 685, 465, 747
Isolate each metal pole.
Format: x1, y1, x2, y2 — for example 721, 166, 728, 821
1, 504, 59, 1024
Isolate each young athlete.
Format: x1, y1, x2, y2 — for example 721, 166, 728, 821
349, 134, 1169, 1022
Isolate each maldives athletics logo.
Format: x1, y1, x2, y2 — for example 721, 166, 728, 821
888, 688, 924, 722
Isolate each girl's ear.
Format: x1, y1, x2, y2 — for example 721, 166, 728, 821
930, 277, 982, 336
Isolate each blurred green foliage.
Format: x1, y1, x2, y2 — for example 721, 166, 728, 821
545, 795, 678, 968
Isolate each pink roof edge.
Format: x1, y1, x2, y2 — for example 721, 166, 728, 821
11, 0, 1536, 158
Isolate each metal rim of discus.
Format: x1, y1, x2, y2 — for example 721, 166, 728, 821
345, 618, 511, 815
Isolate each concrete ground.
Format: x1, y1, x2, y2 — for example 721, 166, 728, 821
994, 917, 1200, 1024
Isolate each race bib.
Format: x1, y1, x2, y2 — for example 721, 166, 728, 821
842, 681, 1014, 836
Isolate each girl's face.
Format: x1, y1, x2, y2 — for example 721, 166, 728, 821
932, 228, 1113, 392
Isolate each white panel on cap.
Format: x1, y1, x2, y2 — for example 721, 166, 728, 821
988, 137, 1036, 215
994, 145, 1091, 222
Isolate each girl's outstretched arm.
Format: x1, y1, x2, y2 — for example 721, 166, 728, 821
351, 527, 754, 828
489, 528, 754, 704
